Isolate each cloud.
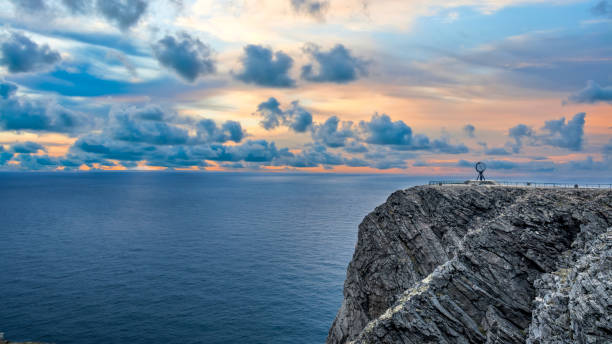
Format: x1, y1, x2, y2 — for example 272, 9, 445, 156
485, 147, 512, 155
73, 135, 150, 162
9, 0, 46, 11
153, 33, 216, 82
254, 97, 283, 130
0, 83, 86, 133
567, 81, 612, 104
343, 140, 368, 153
14, 154, 61, 170
279, 143, 345, 168
227, 140, 287, 162
234, 45, 295, 87
463, 124, 475, 137
360, 113, 420, 146
0, 80, 18, 99
504, 113, 586, 153
0, 145, 14, 165
592, 0, 612, 17
290, 0, 329, 18
10, 141, 46, 153
431, 139, 469, 154
358, 113, 467, 153
602, 140, 612, 168
372, 159, 407, 170
540, 112, 585, 151
196, 119, 246, 143
96, 0, 148, 30
107, 107, 189, 145
14, 0, 146, 30
253, 97, 312, 132
0, 32, 61, 73
508, 123, 534, 153
312, 116, 354, 148
301, 44, 367, 83
62, 0, 90, 13
58, 103, 251, 169
102, 105, 246, 146
106, 50, 137, 77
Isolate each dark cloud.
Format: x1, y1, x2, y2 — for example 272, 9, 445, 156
360, 113, 419, 146
228, 140, 287, 162
0, 80, 18, 99
73, 135, 150, 162
372, 159, 407, 170
9, 0, 46, 11
234, 45, 295, 87
0, 146, 14, 165
15, 154, 60, 170
484, 147, 512, 156
10, 141, 46, 154
0, 32, 61, 73
505, 113, 586, 153
96, 0, 148, 30
13, 0, 147, 30
290, 0, 329, 18
567, 81, 612, 104
146, 146, 209, 168
108, 107, 189, 145
196, 119, 245, 143
312, 116, 354, 147
285, 102, 313, 132
344, 157, 369, 167
604, 139, 612, 158
540, 112, 585, 151
343, 140, 368, 153
0, 83, 86, 133
431, 139, 469, 154
153, 33, 216, 82
62, 0, 91, 13
359, 113, 467, 153
102, 105, 246, 146
279, 144, 344, 168
60, 104, 252, 169
592, 1, 612, 16
508, 124, 534, 153
301, 44, 367, 83
253, 97, 312, 132
255, 97, 283, 130
463, 124, 475, 137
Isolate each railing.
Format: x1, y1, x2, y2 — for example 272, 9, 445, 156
428, 180, 612, 189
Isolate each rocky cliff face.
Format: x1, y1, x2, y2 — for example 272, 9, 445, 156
0, 334, 46, 344
328, 185, 611, 344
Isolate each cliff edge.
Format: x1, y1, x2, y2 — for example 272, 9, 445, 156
328, 185, 611, 344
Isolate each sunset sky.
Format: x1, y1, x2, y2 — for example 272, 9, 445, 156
0, 0, 611, 178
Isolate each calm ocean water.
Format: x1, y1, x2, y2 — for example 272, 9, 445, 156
0, 172, 426, 344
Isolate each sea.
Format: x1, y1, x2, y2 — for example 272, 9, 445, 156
0, 172, 428, 344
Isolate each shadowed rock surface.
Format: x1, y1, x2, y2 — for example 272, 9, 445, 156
0, 334, 46, 344
327, 185, 611, 344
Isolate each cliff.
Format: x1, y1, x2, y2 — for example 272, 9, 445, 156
0, 335, 46, 344
328, 185, 611, 344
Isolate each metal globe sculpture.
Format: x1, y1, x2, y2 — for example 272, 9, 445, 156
475, 161, 486, 181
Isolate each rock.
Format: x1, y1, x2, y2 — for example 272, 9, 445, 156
0, 332, 48, 344
327, 185, 612, 344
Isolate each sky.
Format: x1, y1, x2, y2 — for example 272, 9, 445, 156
0, 0, 611, 178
